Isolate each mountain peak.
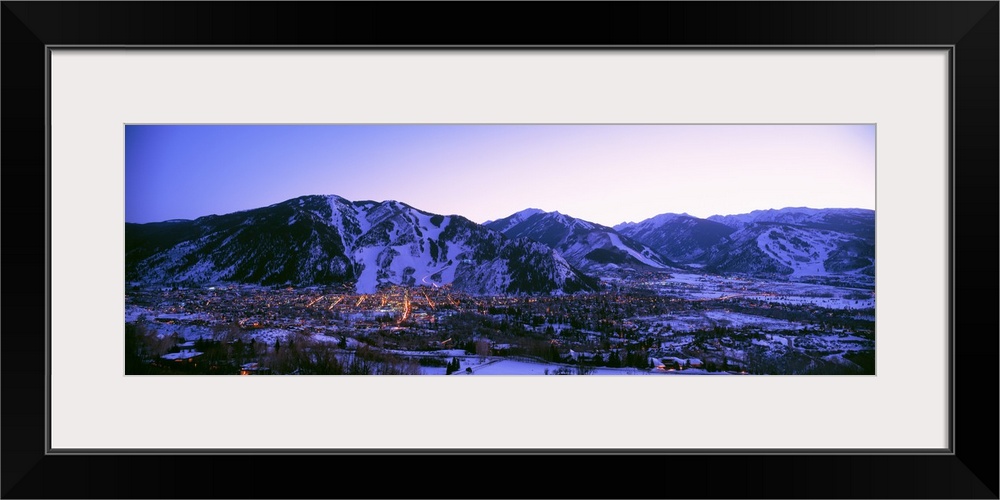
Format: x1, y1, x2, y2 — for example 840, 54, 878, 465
484, 208, 548, 233
517, 208, 545, 218
486, 209, 675, 272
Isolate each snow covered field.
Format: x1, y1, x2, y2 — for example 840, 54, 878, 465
653, 273, 874, 310
420, 358, 714, 376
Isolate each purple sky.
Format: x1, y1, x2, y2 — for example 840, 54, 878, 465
125, 124, 875, 226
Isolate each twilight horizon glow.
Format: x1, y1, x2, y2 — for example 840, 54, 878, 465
125, 124, 875, 226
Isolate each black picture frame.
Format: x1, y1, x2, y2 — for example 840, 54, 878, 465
3, 2, 996, 498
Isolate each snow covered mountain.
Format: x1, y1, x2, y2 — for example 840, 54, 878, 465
614, 213, 735, 263
125, 195, 600, 295
485, 210, 678, 273
482, 208, 544, 233
708, 207, 875, 240
702, 208, 874, 277
620, 207, 875, 277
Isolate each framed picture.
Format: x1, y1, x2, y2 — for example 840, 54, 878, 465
4, 2, 996, 498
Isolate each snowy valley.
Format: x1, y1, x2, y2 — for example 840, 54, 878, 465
126, 196, 875, 376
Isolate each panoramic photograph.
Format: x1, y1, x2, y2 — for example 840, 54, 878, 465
125, 124, 876, 375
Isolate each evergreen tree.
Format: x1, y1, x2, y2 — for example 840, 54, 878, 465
548, 344, 560, 362
608, 351, 621, 368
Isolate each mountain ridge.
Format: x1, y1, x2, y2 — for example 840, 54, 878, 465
615, 207, 875, 277
128, 199, 876, 294
485, 209, 680, 273
126, 195, 599, 295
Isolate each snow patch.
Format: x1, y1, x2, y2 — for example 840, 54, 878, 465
607, 233, 664, 268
